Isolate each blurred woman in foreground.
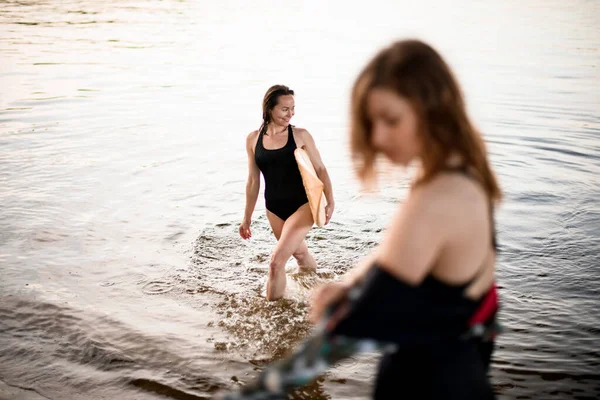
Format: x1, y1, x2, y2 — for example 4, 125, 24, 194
310, 38, 502, 399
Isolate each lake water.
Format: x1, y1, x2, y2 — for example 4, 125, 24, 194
1, 0, 599, 399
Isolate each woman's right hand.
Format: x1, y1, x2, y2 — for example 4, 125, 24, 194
309, 281, 351, 326
239, 219, 252, 239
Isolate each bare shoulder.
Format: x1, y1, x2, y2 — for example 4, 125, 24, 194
246, 130, 259, 141
246, 129, 259, 149
293, 126, 310, 135
292, 126, 314, 148
412, 173, 488, 223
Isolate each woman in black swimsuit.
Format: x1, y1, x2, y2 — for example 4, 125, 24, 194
239, 85, 335, 301
309, 39, 503, 398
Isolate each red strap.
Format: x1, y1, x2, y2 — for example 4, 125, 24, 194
468, 283, 499, 325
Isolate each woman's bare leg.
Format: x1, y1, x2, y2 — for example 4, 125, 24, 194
266, 211, 317, 273
265, 203, 314, 300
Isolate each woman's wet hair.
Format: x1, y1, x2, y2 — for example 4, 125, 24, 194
260, 85, 295, 135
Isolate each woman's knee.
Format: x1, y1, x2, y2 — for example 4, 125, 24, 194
269, 251, 287, 276
293, 248, 309, 263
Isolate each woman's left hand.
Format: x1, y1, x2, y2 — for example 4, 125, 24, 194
310, 281, 350, 326
325, 202, 335, 225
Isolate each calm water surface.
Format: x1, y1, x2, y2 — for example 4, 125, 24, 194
1, 0, 599, 399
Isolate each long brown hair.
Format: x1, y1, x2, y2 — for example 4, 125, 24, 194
260, 84, 295, 135
350, 39, 501, 202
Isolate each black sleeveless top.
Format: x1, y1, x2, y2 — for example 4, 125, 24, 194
332, 166, 500, 345
254, 125, 307, 202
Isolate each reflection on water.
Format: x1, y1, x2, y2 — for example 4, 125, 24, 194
1, 0, 599, 399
